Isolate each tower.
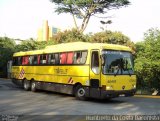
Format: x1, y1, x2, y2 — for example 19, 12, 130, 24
43, 20, 49, 41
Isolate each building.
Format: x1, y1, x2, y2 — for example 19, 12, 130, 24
37, 20, 60, 41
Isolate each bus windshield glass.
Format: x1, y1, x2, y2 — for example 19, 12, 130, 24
102, 50, 134, 75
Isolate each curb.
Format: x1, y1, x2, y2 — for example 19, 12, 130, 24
134, 95, 160, 99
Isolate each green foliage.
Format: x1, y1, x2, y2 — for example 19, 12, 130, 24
90, 31, 129, 43
51, 0, 130, 14
0, 37, 15, 76
15, 40, 37, 51
50, 29, 134, 50
51, 29, 89, 43
90, 30, 135, 52
135, 28, 160, 90
50, 0, 130, 32
15, 39, 55, 52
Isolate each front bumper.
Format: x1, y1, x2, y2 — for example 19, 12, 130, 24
84, 87, 136, 99
101, 89, 136, 99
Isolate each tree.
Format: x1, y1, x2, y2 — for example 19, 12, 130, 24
15, 39, 56, 52
15, 40, 37, 52
50, 0, 130, 33
90, 30, 135, 52
0, 37, 15, 77
49, 29, 135, 51
51, 28, 89, 43
135, 28, 160, 91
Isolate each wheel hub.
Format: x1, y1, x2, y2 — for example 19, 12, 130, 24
78, 88, 85, 97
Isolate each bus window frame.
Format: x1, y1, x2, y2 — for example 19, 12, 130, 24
12, 50, 88, 66
73, 51, 88, 65
91, 50, 100, 74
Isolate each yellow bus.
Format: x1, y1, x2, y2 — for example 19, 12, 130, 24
11, 42, 136, 100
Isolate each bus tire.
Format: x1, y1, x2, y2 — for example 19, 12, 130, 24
23, 79, 31, 91
31, 81, 37, 92
75, 85, 86, 100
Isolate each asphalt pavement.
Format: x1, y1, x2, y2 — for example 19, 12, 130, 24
0, 78, 160, 121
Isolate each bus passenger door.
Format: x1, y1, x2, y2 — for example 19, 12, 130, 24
89, 50, 101, 98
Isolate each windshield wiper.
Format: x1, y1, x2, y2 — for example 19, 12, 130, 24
126, 69, 131, 76
114, 67, 120, 76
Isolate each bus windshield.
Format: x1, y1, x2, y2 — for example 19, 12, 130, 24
102, 50, 134, 75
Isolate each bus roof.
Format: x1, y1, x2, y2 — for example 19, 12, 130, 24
13, 42, 132, 57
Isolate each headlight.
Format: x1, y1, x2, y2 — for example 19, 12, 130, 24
132, 84, 136, 89
106, 86, 113, 90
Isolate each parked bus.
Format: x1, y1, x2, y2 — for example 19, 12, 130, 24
11, 42, 136, 100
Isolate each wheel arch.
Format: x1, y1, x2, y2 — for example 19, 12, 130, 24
73, 82, 82, 95
22, 78, 27, 84
30, 78, 35, 82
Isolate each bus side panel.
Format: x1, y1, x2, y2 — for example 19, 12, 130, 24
11, 66, 23, 86
11, 65, 90, 94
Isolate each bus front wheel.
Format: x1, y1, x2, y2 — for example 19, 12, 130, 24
75, 85, 86, 100
23, 79, 30, 91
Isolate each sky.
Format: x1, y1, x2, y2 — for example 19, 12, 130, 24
0, 0, 160, 42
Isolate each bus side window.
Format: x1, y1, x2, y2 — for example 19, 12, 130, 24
67, 52, 74, 64
55, 53, 60, 64
60, 53, 67, 64
40, 54, 47, 64
18, 57, 22, 66
81, 51, 87, 64
40, 55, 42, 64
13, 57, 18, 66
51, 54, 56, 64
37, 55, 40, 64
33, 55, 38, 65
29, 56, 34, 65
48, 54, 56, 64
22, 56, 29, 65
74, 52, 81, 64
22, 57, 25, 65
73, 51, 87, 64
43, 55, 47, 64
91, 51, 100, 74
48, 54, 51, 64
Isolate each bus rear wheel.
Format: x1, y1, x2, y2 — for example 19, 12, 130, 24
31, 81, 37, 92
75, 85, 86, 100
23, 79, 30, 91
